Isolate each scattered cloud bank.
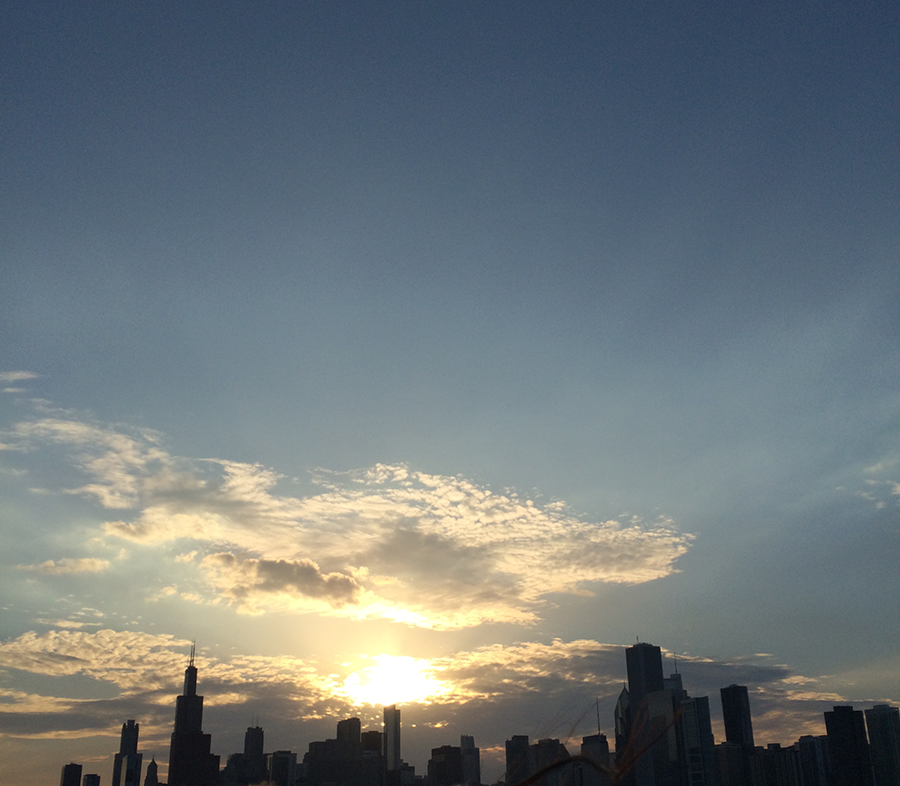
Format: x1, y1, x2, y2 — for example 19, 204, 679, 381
4, 410, 694, 629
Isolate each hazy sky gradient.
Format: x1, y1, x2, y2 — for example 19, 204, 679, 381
2, 2, 899, 784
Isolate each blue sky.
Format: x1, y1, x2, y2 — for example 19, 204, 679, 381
2, 2, 899, 784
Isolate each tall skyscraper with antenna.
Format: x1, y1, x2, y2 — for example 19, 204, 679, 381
167, 645, 220, 786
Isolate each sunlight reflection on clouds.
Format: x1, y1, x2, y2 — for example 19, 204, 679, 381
5, 410, 694, 629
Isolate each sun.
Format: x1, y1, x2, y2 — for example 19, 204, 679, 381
341, 654, 449, 706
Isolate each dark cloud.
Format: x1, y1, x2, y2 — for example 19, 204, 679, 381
202, 552, 360, 607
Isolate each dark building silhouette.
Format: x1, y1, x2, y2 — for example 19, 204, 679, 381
626, 643, 665, 705
362, 730, 383, 755
681, 695, 718, 786
575, 734, 612, 786
112, 719, 143, 786
865, 705, 900, 786
425, 739, 480, 786
221, 725, 268, 786
503, 736, 570, 786
384, 704, 402, 786
385, 705, 401, 771
143, 757, 159, 786
532, 739, 571, 786
167, 646, 220, 786
616, 643, 679, 786
718, 685, 753, 786
794, 736, 828, 786
720, 686, 754, 749
304, 717, 382, 786
461, 735, 481, 786
244, 725, 264, 760
61, 763, 83, 786
581, 733, 610, 768
268, 750, 298, 786
506, 735, 533, 785
428, 745, 464, 786
749, 743, 800, 786
339, 718, 362, 743
616, 643, 719, 786
244, 725, 268, 784
717, 742, 749, 786
825, 705, 874, 786
83, 775, 101, 786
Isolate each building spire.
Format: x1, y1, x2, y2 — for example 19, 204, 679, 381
182, 644, 198, 698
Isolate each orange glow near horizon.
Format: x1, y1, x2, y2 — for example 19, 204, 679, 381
340, 655, 450, 706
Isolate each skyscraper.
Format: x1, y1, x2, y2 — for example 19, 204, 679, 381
112, 719, 143, 786
625, 643, 665, 705
618, 643, 676, 786
825, 705, 874, 786
241, 725, 267, 784
506, 735, 532, 786
143, 756, 159, 786
865, 705, 900, 786
338, 717, 362, 743
461, 735, 481, 786
795, 736, 828, 786
428, 745, 464, 786
680, 695, 718, 786
60, 763, 82, 786
384, 704, 401, 786
268, 750, 298, 786
720, 685, 754, 748
244, 725, 264, 759
167, 645, 220, 786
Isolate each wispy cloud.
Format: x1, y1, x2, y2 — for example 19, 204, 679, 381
0, 371, 39, 383
18, 559, 110, 575
6, 409, 693, 628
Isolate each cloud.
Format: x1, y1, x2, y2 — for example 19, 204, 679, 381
0, 628, 342, 744
18, 559, 110, 575
7, 417, 171, 509
200, 552, 361, 611
0, 371, 38, 383
6, 411, 694, 629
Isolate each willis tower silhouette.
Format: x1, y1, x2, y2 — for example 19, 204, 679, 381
168, 645, 220, 786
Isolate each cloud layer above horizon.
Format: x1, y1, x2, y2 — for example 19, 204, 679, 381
5, 402, 692, 630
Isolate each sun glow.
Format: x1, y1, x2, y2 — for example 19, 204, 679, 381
341, 655, 449, 706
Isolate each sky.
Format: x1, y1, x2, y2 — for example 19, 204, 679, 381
1, 1, 899, 784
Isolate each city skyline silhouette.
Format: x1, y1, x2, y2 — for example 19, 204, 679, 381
56, 642, 900, 786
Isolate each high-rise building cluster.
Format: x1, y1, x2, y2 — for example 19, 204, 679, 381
58, 642, 900, 786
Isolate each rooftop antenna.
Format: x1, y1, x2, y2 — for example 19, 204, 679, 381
673, 652, 679, 674
190, 640, 196, 666
595, 697, 601, 734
